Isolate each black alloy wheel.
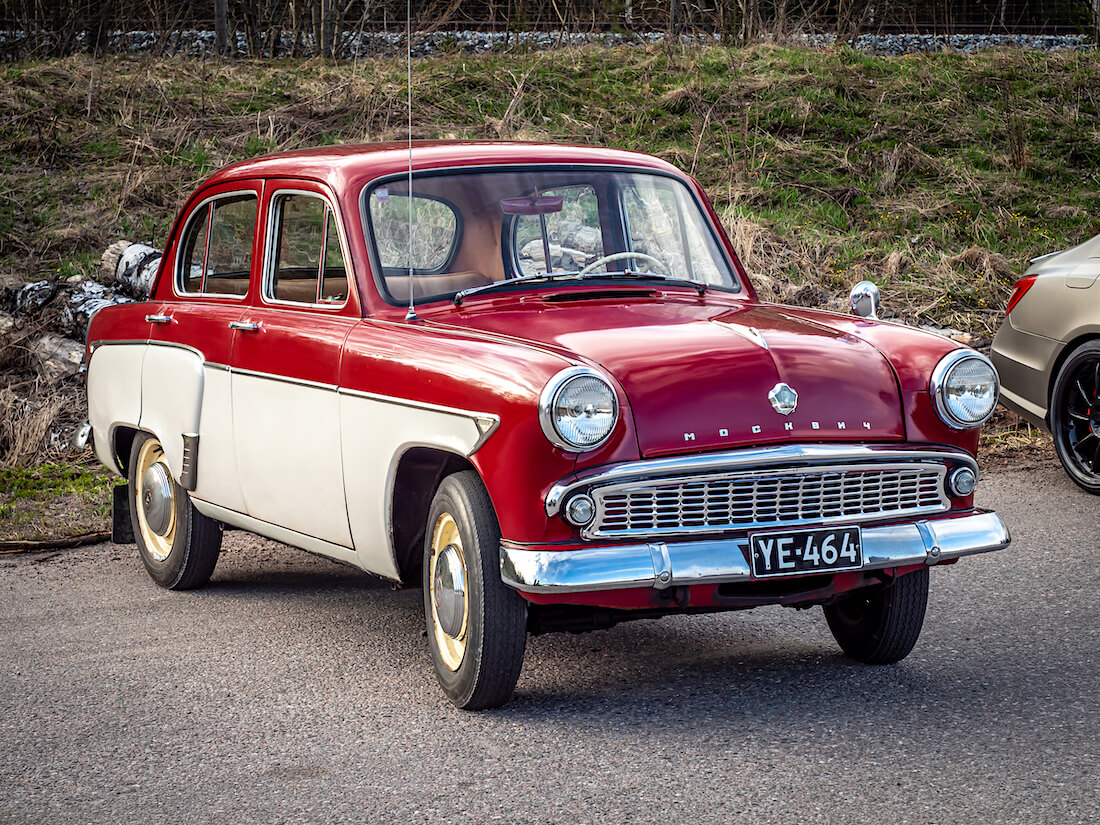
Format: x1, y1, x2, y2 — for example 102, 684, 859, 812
1050, 341, 1100, 495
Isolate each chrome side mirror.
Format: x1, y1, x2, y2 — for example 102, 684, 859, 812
850, 280, 881, 319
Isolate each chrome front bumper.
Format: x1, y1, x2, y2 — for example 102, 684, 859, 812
500, 510, 1010, 594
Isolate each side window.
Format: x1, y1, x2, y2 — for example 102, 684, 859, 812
205, 196, 256, 295
368, 191, 458, 272
513, 185, 603, 276
268, 193, 350, 305
179, 206, 210, 293
177, 193, 256, 297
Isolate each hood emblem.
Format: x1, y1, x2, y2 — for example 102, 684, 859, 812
768, 383, 798, 415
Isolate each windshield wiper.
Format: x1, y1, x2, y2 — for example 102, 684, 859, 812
452, 271, 583, 305
580, 269, 708, 296
453, 268, 708, 306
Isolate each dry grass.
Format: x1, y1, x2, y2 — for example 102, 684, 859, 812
0, 323, 86, 467
1, 47, 1097, 340
1, 44, 1094, 477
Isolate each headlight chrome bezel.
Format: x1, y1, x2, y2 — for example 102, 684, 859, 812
930, 349, 1000, 430
539, 366, 619, 452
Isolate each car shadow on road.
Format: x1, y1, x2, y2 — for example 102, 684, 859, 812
179, 537, 1018, 725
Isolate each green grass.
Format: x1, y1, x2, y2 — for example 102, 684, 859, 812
0, 462, 121, 542
1, 45, 1099, 335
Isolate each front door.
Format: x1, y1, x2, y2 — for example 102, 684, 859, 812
230, 183, 358, 547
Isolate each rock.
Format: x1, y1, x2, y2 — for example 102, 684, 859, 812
0, 28, 1083, 61
520, 240, 591, 270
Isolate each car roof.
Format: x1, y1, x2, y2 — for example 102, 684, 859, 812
200, 140, 685, 191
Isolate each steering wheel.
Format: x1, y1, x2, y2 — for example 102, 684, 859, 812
578, 251, 671, 277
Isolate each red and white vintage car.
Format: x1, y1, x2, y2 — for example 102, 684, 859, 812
83, 142, 1009, 709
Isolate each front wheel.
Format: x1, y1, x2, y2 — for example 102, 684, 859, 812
1049, 340, 1100, 494
128, 432, 221, 590
823, 567, 929, 664
423, 471, 527, 710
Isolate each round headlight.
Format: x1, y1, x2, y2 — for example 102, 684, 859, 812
539, 367, 619, 451
930, 350, 999, 429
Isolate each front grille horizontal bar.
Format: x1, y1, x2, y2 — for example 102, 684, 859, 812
584, 463, 949, 539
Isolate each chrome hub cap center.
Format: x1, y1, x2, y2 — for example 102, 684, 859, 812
141, 463, 173, 536
433, 544, 467, 639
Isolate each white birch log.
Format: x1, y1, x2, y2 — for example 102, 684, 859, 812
0, 310, 85, 381
100, 240, 162, 298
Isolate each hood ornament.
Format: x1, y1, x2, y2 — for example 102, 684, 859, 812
768, 383, 798, 415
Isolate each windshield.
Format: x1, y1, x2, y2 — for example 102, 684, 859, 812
362, 167, 741, 304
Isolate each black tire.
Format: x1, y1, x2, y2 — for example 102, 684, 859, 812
128, 432, 221, 590
1049, 341, 1100, 495
823, 567, 929, 664
423, 471, 527, 710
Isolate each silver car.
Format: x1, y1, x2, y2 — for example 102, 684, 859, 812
991, 233, 1100, 493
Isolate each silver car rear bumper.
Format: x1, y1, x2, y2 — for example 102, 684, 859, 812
500, 510, 1010, 594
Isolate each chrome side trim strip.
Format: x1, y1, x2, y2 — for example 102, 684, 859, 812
545, 444, 978, 517
231, 365, 337, 393
92, 345, 500, 451
338, 387, 499, 427
500, 510, 1010, 594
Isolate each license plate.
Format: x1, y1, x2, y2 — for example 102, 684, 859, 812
749, 526, 863, 578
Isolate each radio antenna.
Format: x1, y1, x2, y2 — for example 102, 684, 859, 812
404, 0, 419, 322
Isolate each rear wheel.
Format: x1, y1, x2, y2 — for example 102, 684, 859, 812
823, 567, 929, 664
128, 433, 221, 590
1050, 341, 1100, 494
423, 471, 527, 710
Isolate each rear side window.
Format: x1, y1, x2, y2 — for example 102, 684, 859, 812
177, 193, 257, 297
267, 193, 349, 305
368, 191, 459, 273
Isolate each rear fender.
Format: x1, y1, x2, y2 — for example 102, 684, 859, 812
87, 344, 144, 475
138, 344, 204, 482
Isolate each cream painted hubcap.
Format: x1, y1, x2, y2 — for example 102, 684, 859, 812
429, 513, 469, 672
135, 438, 177, 561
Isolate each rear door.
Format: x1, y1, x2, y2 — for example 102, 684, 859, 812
229, 181, 358, 547
144, 182, 259, 511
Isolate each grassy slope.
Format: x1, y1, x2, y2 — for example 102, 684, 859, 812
3, 45, 1100, 335
1, 45, 1094, 535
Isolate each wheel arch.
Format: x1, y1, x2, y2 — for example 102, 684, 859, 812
1047, 332, 1100, 419
390, 446, 480, 583
112, 425, 141, 475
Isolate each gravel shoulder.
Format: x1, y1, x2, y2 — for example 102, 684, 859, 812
1, 463, 1096, 825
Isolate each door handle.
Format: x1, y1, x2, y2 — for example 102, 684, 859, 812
228, 321, 261, 332
145, 314, 171, 324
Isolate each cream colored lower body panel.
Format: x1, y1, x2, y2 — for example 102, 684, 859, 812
339, 393, 484, 581
191, 499, 363, 571
192, 366, 245, 512
87, 344, 145, 475
232, 373, 352, 548
140, 345, 204, 480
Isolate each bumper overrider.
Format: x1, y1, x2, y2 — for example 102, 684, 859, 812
500, 444, 1011, 594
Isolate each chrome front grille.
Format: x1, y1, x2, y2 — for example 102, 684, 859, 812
585, 463, 948, 539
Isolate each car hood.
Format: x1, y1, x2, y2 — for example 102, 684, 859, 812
437, 296, 905, 458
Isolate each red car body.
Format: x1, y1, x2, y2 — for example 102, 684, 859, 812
84, 142, 1009, 708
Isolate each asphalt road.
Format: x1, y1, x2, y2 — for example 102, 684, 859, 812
2, 456, 1097, 824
